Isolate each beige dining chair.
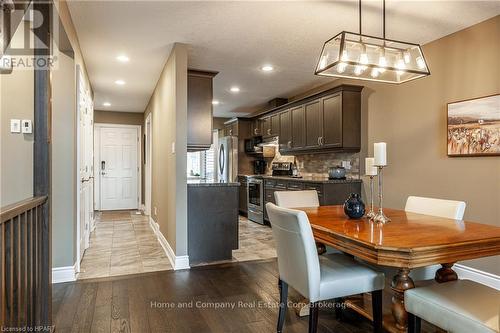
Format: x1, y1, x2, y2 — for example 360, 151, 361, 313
274, 190, 320, 208
405, 196, 466, 281
405, 280, 499, 333
266, 203, 385, 333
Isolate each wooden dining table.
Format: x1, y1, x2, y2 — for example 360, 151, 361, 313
296, 205, 500, 333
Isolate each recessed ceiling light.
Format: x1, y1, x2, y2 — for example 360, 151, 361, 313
230, 86, 240, 93
116, 55, 129, 62
261, 65, 274, 72
212, 100, 220, 105
115, 80, 126, 85
103, 102, 111, 107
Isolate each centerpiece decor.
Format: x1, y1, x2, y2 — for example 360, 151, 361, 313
365, 157, 377, 219
373, 142, 391, 223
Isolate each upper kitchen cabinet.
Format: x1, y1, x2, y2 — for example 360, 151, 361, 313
278, 110, 291, 150
261, 113, 280, 138
256, 84, 362, 154
187, 69, 218, 151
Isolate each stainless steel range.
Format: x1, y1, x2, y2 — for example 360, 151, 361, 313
247, 177, 264, 225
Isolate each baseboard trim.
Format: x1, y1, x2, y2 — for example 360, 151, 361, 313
454, 264, 500, 290
149, 217, 190, 270
52, 263, 77, 284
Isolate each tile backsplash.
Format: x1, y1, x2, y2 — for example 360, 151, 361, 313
262, 141, 360, 178
295, 152, 360, 178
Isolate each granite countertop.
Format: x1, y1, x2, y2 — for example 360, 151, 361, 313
238, 174, 362, 184
187, 179, 240, 187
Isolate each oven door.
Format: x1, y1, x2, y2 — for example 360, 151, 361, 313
247, 180, 263, 210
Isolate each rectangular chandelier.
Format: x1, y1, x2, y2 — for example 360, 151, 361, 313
315, 31, 430, 84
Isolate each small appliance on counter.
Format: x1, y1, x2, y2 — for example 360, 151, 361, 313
253, 160, 267, 175
328, 166, 346, 180
271, 162, 294, 177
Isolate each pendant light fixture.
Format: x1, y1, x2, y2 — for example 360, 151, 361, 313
315, 0, 430, 84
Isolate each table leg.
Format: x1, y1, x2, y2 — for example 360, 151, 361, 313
435, 263, 458, 283
391, 268, 415, 331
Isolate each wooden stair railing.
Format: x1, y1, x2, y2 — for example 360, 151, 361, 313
1, 196, 48, 330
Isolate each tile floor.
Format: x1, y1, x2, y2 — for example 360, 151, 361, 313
78, 211, 276, 279
77, 210, 172, 280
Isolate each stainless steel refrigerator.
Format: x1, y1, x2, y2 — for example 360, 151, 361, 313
217, 136, 238, 183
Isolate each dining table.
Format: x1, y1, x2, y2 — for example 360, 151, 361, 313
296, 205, 500, 333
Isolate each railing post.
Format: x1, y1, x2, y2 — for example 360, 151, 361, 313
33, 0, 52, 327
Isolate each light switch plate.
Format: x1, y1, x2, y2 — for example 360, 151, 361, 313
10, 119, 21, 133
171, 142, 176, 154
21, 119, 32, 134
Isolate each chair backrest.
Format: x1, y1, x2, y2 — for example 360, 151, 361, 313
274, 190, 319, 208
266, 203, 320, 301
405, 196, 466, 220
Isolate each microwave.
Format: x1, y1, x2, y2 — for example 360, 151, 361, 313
244, 136, 263, 153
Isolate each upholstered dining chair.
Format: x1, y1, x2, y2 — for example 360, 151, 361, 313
274, 190, 320, 208
405, 280, 499, 333
266, 203, 385, 333
404, 196, 466, 281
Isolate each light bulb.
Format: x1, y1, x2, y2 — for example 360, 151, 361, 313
318, 55, 328, 70
378, 55, 387, 73
416, 56, 426, 69
354, 65, 364, 76
370, 68, 379, 78
341, 50, 349, 62
396, 59, 406, 75
403, 51, 411, 64
360, 53, 368, 65
337, 62, 347, 73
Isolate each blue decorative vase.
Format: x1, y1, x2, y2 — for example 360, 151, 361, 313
344, 193, 365, 219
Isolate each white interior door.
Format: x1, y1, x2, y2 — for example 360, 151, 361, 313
99, 126, 139, 210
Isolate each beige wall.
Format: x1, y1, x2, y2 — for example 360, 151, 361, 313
94, 110, 144, 126
299, 16, 500, 274
0, 22, 34, 207
144, 44, 188, 256
51, 51, 77, 268
53, 0, 94, 268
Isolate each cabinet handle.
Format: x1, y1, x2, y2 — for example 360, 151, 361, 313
254, 128, 257, 135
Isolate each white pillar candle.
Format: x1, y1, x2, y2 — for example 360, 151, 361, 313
365, 157, 378, 176
374, 142, 387, 166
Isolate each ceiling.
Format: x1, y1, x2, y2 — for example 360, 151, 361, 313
67, 1, 500, 117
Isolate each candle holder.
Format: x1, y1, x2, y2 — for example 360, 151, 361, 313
366, 175, 376, 220
373, 166, 391, 224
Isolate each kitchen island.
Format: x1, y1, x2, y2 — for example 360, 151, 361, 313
187, 180, 240, 265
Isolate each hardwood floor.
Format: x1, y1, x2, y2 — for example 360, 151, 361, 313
54, 259, 379, 333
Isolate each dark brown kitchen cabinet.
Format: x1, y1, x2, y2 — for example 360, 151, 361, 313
304, 99, 322, 149
187, 70, 218, 151
290, 105, 306, 150
238, 176, 248, 215
279, 110, 291, 150
251, 119, 262, 136
270, 113, 280, 136
321, 93, 342, 148
224, 121, 238, 136
261, 116, 271, 137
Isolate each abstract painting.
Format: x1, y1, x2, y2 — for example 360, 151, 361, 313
447, 94, 500, 156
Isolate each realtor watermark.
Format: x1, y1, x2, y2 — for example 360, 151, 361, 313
150, 300, 347, 311
1, 1, 59, 71
0, 326, 54, 332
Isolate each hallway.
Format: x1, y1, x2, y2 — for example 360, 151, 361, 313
78, 211, 172, 279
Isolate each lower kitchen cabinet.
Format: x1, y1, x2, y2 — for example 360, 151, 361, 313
263, 178, 362, 222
